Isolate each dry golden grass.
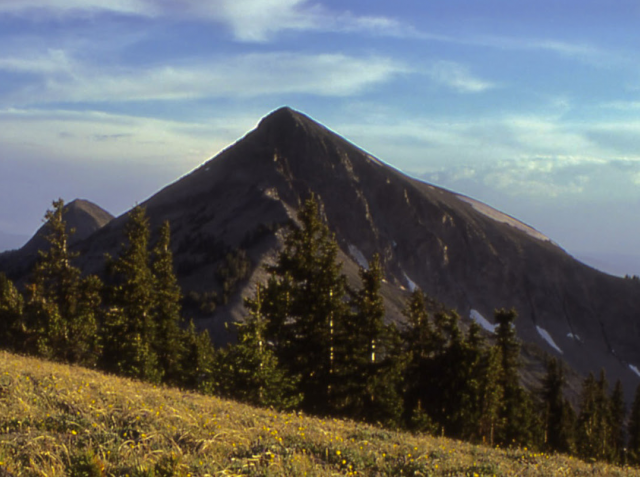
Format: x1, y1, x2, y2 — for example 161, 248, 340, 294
0, 349, 638, 477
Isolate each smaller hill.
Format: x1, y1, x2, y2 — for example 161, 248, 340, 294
0, 199, 114, 280
20, 199, 114, 256
0, 350, 637, 477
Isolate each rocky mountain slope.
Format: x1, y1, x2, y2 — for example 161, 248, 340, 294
4, 107, 640, 398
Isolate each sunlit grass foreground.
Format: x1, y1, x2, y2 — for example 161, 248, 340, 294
0, 350, 638, 477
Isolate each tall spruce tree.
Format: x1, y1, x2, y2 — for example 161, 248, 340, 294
338, 254, 403, 426
474, 343, 504, 445
180, 320, 216, 394
151, 221, 185, 384
455, 321, 502, 444
576, 370, 614, 461
260, 195, 348, 415
628, 384, 640, 464
24, 199, 101, 365
215, 285, 302, 409
493, 308, 540, 447
540, 357, 575, 453
610, 380, 626, 464
103, 205, 160, 382
0, 273, 25, 350
400, 289, 438, 432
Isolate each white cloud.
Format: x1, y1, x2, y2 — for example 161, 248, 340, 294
0, 108, 248, 164
0, 51, 407, 105
0, 49, 76, 74
426, 61, 496, 93
0, 0, 410, 42
0, 0, 153, 18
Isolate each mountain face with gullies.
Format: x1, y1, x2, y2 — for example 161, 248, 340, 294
4, 107, 640, 398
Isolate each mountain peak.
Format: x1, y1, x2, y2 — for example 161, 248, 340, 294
256, 106, 331, 142
258, 106, 306, 127
18, 199, 114, 257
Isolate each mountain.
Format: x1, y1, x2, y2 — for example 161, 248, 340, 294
0, 199, 114, 278
4, 107, 640, 398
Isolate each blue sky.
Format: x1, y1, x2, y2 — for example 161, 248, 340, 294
1, 0, 640, 272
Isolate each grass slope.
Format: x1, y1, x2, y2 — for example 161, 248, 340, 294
0, 350, 637, 477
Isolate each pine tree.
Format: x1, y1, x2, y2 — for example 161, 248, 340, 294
628, 384, 640, 464
400, 289, 438, 431
0, 273, 25, 350
180, 320, 216, 394
609, 380, 626, 463
576, 370, 614, 461
475, 344, 504, 445
151, 221, 185, 385
24, 199, 101, 365
260, 195, 348, 415
70, 274, 103, 366
338, 254, 403, 426
493, 308, 539, 447
456, 321, 503, 444
214, 285, 302, 409
540, 357, 574, 453
103, 205, 160, 382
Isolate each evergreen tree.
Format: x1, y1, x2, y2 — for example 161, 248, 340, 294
431, 309, 467, 436
24, 199, 101, 365
400, 289, 438, 431
493, 308, 539, 447
628, 384, 640, 464
0, 273, 25, 350
260, 195, 348, 415
103, 205, 160, 382
151, 221, 185, 384
214, 285, 302, 409
180, 320, 216, 394
610, 380, 626, 464
576, 370, 614, 461
474, 343, 504, 445
457, 321, 503, 444
338, 254, 403, 426
540, 357, 575, 453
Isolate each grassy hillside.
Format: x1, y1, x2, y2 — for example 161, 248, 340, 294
0, 350, 638, 477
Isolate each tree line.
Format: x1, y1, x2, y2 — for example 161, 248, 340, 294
1, 197, 640, 465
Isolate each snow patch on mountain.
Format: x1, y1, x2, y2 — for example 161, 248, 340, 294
348, 245, 369, 270
630, 365, 640, 378
536, 326, 563, 354
470, 309, 496, 333
567, 332, 581, 341
403, 272, 418, 292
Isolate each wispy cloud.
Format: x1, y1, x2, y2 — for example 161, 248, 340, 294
0, 108, 231, 163
426, 61, 496, 93
0, 0, 410, 42
0, 0, 153, 18
0, 50, 408, 105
